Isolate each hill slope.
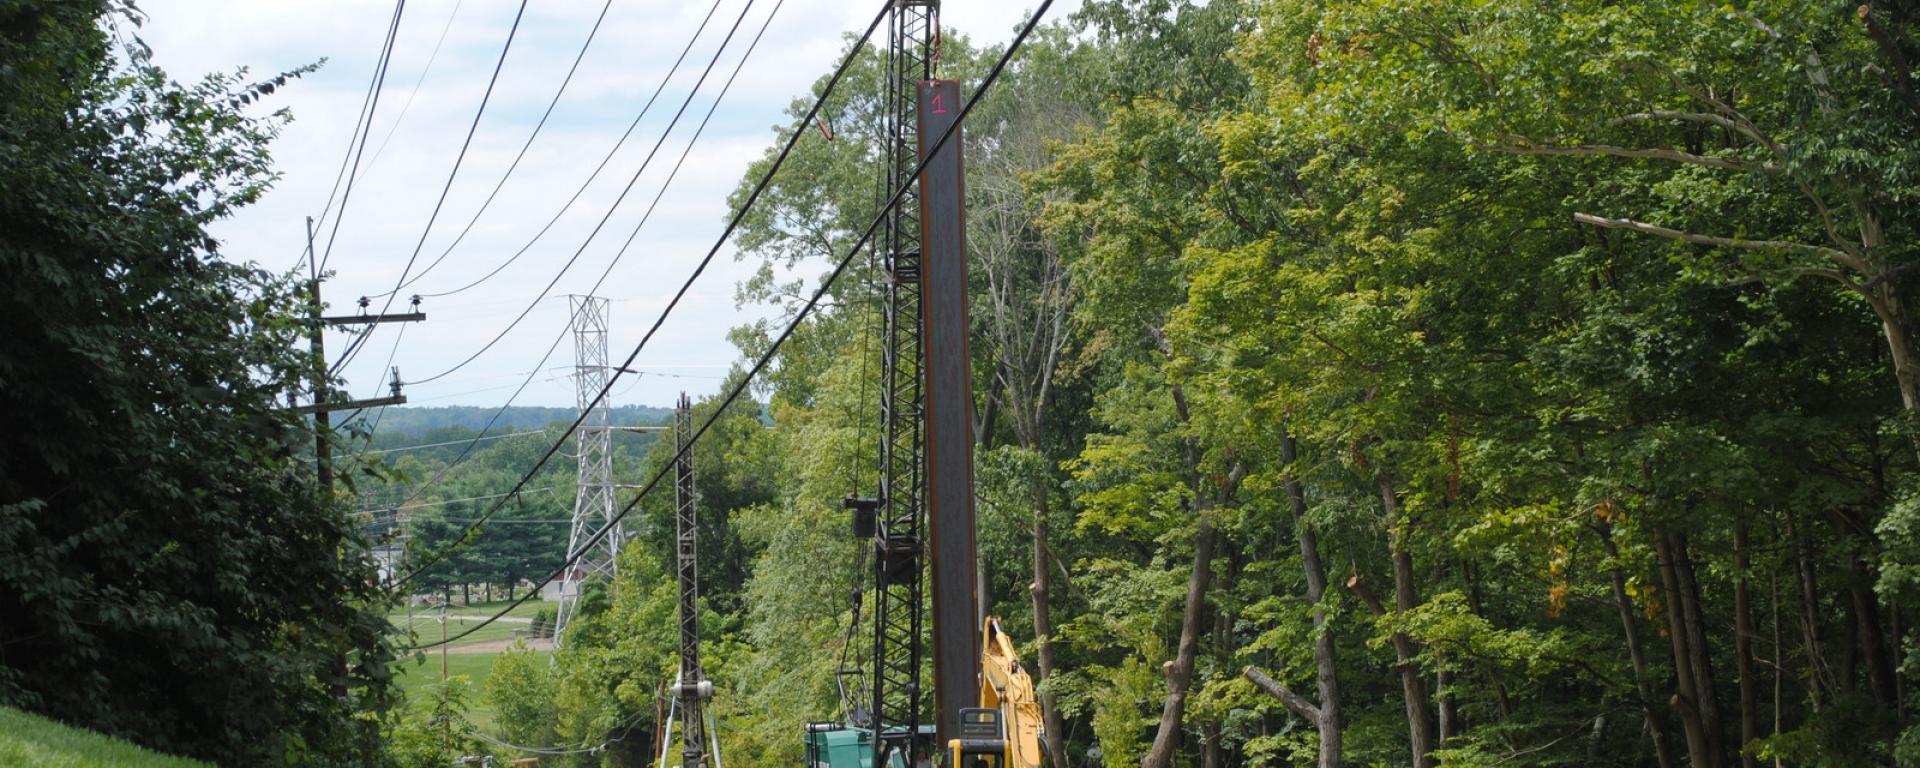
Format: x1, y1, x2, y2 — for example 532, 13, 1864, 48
0, 708, 211, 767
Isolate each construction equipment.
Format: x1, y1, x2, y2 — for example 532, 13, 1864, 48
806, 617, 1045, 768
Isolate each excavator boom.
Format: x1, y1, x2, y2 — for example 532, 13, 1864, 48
947, 617, 1044, 768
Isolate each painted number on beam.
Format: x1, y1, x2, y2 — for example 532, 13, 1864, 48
931, 92, 946, 114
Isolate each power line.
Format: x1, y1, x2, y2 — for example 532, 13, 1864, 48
382, 0, 620, 294
354, 0, 748, 534
403, 0, 763, 387
364, 0, 465, 166
326, 0, 532, 376
411, 0, 730, 302
396, 0, 873, 589
289, 0, 405, 275
365, 486, 559, 512
392, 0, 790, 585
406, 0, 1052, 647
361, 429, 549, 456
316, 0, 409, 276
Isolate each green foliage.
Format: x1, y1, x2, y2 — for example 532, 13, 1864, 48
485, 643, 559, 749
370, 3, 1920, 767
0, 2, 395, 765
384, 677, 481, 768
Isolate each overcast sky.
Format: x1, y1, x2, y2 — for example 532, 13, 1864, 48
136, 0, 1075, 412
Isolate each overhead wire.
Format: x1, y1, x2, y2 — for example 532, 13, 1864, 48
364, 0, 465, 166
406, 0, 1054, 648
326, 0, 533, 375
316, 0, 410, 276
403, 0, 762, 387
375, 0, 620, 295
356, 0, 743, 542
408, 0, 730, 302
289, 0, 404, 275
361, 429, 549, 456
395, 0, 855, 589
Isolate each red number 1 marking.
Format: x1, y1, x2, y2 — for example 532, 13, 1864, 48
931, 92, 946, 114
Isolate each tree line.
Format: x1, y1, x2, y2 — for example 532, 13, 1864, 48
502, 2, 1920, 767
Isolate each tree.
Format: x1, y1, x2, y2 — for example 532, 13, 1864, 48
0, 3, 397, 764
486, 642, 559, 749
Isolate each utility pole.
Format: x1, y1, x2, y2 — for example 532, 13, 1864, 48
304, 219, 335, 496
673, 393, 714, 768
298, 217, 423, 429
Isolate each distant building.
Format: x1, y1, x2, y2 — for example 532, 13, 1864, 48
541, 568, 585, 602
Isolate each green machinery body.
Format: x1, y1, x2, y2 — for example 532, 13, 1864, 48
804, 725, 935, 768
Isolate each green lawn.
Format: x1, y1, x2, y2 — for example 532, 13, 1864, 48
442, 598, 551, 620
391, 614, 534, 647
0, 707, 210, 768
394, 647, 550, 730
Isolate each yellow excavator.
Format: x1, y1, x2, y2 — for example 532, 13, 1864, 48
805, 615, 1047, 768
949, 617, 1046, 768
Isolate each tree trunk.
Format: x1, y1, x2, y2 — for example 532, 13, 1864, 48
1436, 671, 1456, 746
1867, 281, 1920, 413
1140, 519, 1217, 768
1376, 474, 1437, 768
1837, 517, 1900, 710
1735, 526, 1759, 768
1771, 572, 1785, 768
1030, 502, 1070, 768
1792, 520, 1827, 707
1673, 532, 1725, 763
1657, 535, 1715, 768
1849, 576, 1901, 706
1201, 720, 1223, 768
1280, 428, 1342, 768
1602, 528, 1677, 768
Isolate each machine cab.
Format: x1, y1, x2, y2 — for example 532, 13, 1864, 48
948, 708, 1007, 768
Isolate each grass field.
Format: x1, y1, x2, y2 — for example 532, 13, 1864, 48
387, 599, 553, 647
394, 647, 551, 730
0, 707, 211, 768
387, 600, 554, 729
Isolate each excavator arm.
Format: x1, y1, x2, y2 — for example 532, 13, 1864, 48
950, 617, 1045, 768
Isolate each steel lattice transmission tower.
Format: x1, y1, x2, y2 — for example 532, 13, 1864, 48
555, 295, 619, 643
671, 393, 715, 768
868, 1, 939, 766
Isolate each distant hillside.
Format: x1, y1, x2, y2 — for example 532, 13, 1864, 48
368, 405, 674, 438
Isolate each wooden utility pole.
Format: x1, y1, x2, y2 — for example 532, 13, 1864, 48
297, 216, 424, 453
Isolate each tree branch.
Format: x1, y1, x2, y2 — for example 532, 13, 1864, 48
1243, 666, 1321, 722
1485, 143, 1778, 173
1573, 213, 1865, 273
1611, 111, 1783, 155
1346, 574, 1387, 617
1860, 4, 1920, 119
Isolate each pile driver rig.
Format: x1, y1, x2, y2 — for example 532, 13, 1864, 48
802, 3, 1047, 768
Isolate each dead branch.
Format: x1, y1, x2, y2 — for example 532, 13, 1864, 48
1243, 666, 1322, 722
1573, 213, 1863, 273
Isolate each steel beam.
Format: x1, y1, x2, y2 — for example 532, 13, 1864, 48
915, 78, 979, 749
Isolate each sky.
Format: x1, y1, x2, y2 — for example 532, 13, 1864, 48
136, 0, 1077, 411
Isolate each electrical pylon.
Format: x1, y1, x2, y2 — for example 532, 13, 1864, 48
555, 295, 618, 643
